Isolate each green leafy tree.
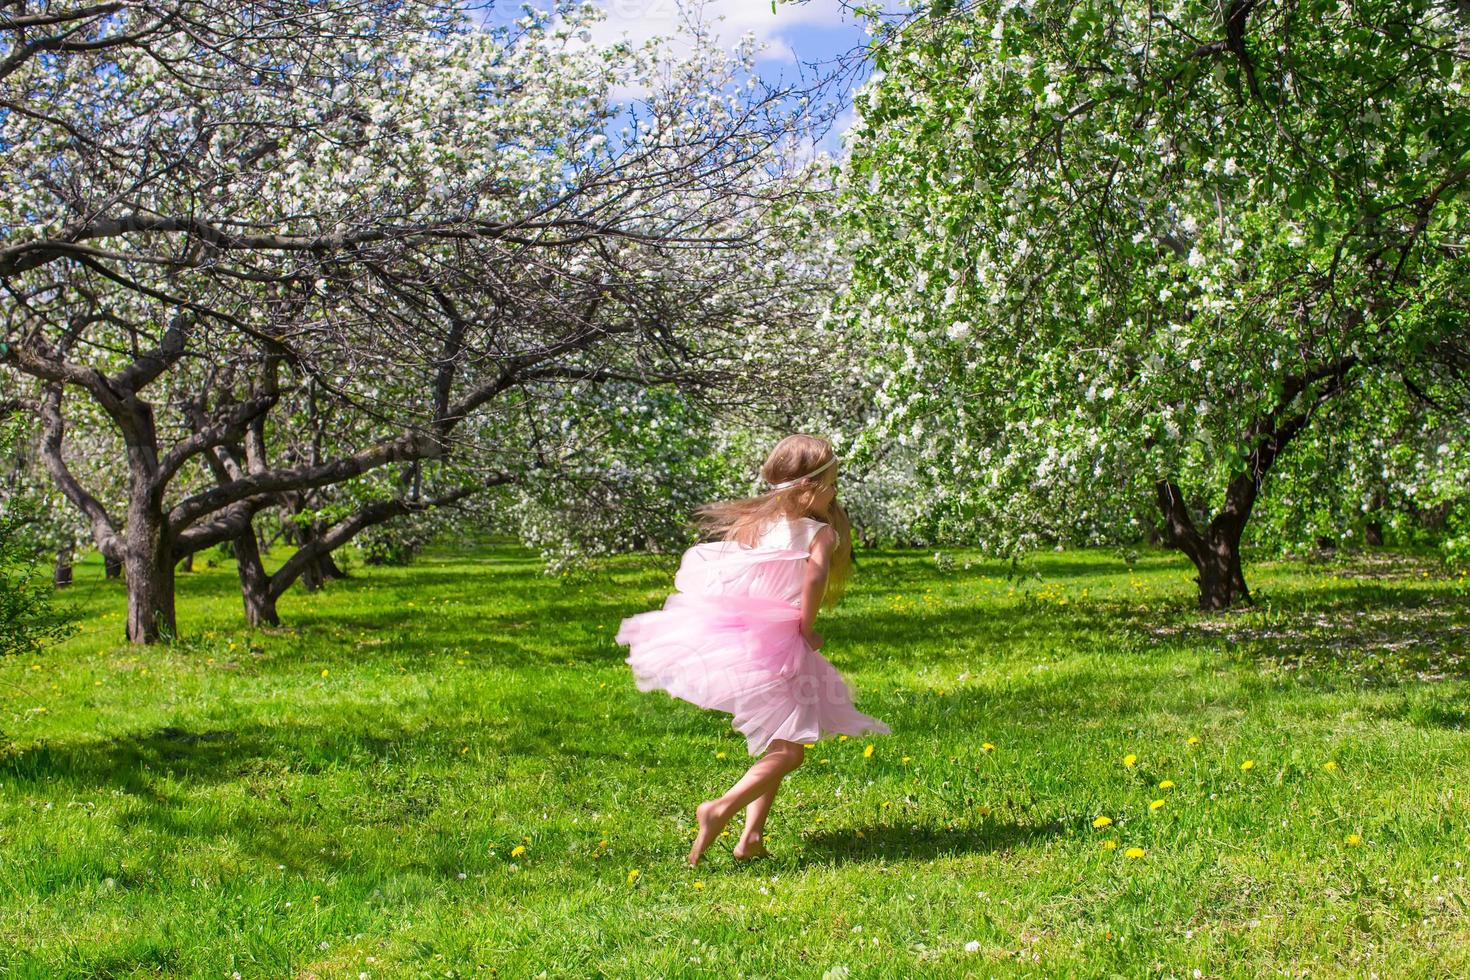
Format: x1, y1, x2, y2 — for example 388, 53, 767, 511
1249, 376, 1470, 555
0, 419, 75, 658
840, 0, 1470, 607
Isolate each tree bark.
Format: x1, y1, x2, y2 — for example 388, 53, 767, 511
53, 549, 73, 588
233, 527, 280, 628
1155, 480, 1251, 610
293, 513, 347, 592
1364, 520, 1384, 547
1194, 531, 1251, 610
319, 550, 347, 581
124, 512, 176, 643
104, 553, 123, 579
298, 536, 348, 592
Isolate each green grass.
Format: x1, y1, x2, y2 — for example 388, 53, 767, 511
2, 545, 1468, 978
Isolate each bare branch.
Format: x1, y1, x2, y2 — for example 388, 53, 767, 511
266, 483, 494, 599
35, 385, 122, 558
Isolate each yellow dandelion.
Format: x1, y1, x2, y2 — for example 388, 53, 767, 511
864, 744, 875, 759
820, 758, 831, 765
627, 868, 640, 884
1187, 736, 1200, 746
1158, 780, 1175, 790
902, 756, 912, 765
510, 845, 526, 858
1322, 761, 1339, 772
715, 751, 727, 760
838, 735, 850, 742
1092, 815, 1113, 829
1149, 799, 1165, 811
1124, 847, 1145, 859
522, 836, 532, 844
693, 881, 705, 891
981, 743, 995, 753
977, 805, 992, 817
1345, 834, 1362, 847
598, 840, 608, 849
1123, 754, 1138, 767
803, 743, 816, 749
1101, 839, 1117, 851
320, 669, 329, 678
1240, 759, 1255, 771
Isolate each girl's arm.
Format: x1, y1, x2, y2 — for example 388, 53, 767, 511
799, 524, 837, 648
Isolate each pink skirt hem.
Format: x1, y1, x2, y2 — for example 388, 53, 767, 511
617, 593, 891, 756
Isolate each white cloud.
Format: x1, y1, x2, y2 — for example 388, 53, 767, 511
583, 0, 851, 64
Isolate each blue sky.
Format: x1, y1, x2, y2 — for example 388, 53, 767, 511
482, 1, 873, 152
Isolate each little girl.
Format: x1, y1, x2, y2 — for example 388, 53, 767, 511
616, 434, 890, 866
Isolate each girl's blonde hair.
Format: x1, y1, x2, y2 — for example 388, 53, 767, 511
696, 434, 852, 606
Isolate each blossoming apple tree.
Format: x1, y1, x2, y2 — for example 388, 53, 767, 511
839, 0, 1470, 606
1, 0, 837, 640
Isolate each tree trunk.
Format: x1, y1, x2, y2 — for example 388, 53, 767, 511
319, 550, 347, 581
124, 517, 176, 643
53, 550, 73, 588
1156, 480, 1252, 611
1192, 529, 1251, 610
300, 552, 326, 592
297, 521, 348, 592
178, 552, 194, 573
1364, 489, 1386, 546
104, 554, 123, 579
1151, 360, 1350, 611
233, 529, 280, 628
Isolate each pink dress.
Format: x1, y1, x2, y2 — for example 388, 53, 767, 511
617, 516, 891, 756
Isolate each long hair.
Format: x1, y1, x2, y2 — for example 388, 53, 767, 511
696, 434, 853, 606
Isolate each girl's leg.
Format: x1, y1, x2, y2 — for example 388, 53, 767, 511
688, 740, 805, 866
733, 782, 780, 860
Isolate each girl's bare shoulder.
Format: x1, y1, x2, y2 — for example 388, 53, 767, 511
804, 518, 837, 550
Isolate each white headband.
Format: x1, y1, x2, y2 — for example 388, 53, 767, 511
767, 456, 836, 491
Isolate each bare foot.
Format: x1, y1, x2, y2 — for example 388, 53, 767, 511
732, 838, 771, 861
688, 800, 731, 867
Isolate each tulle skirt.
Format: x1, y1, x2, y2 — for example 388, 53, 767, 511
617, 592, 891, 756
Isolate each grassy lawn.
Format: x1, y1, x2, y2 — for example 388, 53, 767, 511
2, 544, 1468, 978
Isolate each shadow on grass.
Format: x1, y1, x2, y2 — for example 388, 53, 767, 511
1368, 691, 1470, 730
0, 722, 484, 876
798, 818, 1066, 865
833, 566, 1470, 685
1136, 585, 1470, 685
1, 726, 263, 796
851, 551, 1180, 590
